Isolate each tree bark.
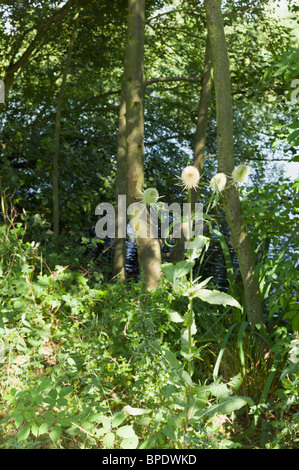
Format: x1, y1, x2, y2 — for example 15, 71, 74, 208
125, 0, 161, 290
170, 36, 213, 263
52, 13, 78, 236
112, 76, 127, 281
204, 0, 263, 326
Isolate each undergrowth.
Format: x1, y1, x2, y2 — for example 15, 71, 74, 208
0, 198, 298, 449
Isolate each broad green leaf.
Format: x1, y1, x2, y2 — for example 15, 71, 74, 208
228, 373, 243, 390
135, 417, 152, 426
162, 260, 195, 284
210, 382, 230, 399
17, 423, 31, 442
194, 289, 241, 309
49, 425, 62, 443
195, 396, 253, 420
162, 424, 176, 442
163, 348, 181, 370
111, 412, 127, 427
116, 425, 136, 439
31, 422, 39, 437
39, 422, 52, 435
173, 260, 195, 278
101, 415, 111, 430
181, 370, 193, 387
120, 436, 139, 449
187, 235, 210, 261
122, 406, 151, 416
161, 263, 176, 283
103, 432, 115, 448
56, 397, 68, 407
167, 310, 184, 323
181, 323, 197, 353
59, 386, 73, 398
87, 413, 103, 423
15, 414, 24, 429
216, 396, 254, 415
48, 389, 57, 400
37, 378, 52, 392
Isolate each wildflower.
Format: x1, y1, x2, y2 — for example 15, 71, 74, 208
232, 164, 250, 184
181, 166, 200, 190
140, 187, 159, 205
210, 173, 227, 192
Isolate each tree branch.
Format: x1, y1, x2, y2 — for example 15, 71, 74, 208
145, 76, 202, 87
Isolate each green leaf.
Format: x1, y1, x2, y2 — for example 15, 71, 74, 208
101, 416, 111, 430
17, 423, 31, 442
59, 386, 73, 398
216, 396, 254, 415
39, 422, 52, 435
103, 432, 115, 448
122, 406, 151, 416
15, 414, 24, 429
173, 260, 195, 278
111, 412, 127, 427
181, 370, 193, 387
162, 348, 181, 370
187, 235, 210, 261
162, 260, 195, 284
49, 425, 62, 442
31, 422, 39, 437
195, 396, 254, 420
167, 310, 184, 323
228, 373, 243, 390
37, 379, 52, 391
193, 288, 241, 309
116, 425, 136, 439
120, 436, 139, 449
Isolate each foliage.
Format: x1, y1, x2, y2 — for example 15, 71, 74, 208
0, 0, 298, 451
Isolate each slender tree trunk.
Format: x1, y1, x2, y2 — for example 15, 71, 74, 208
52, 13, 78, 236
170, 36, 213, 263
125, 0, 161, 290
112, 77, 127, 281
204, 0, 263, 326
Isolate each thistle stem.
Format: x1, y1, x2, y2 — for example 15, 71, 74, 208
184, 188, 193, 446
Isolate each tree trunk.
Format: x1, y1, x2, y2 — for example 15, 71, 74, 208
125, 0, 161, 290
204, 0, 263, 326
112, 77, 127, 281
170, 36, 213, 263
52, 13, 78, 236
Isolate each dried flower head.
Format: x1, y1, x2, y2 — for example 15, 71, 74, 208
232, 164, 250, 184
181, 166, 200, 190
141, 187, 159, 205
210, 173, 227, 192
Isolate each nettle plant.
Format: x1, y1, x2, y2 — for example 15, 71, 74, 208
141, 165, 254, 448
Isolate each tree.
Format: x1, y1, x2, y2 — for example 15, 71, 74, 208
123, 0, 161, 289
52, 12, 78, 236
204, 0, 263, 326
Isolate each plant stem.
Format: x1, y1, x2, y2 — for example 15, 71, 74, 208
184, 188, 193, 446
